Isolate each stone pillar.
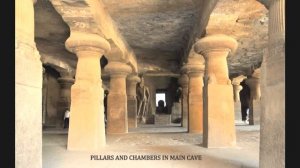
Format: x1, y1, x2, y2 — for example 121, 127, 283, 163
42, 68, 47, 125
16, 0, 42, 167
246, 76, 261, 125
126, 75, 140, 128
183, 57, 205, 134
260, 0, 285, 161
56, 72, 74, 128
178, 74, 189, 129
105, 62, 132, 134
195, 34, 238, 148
65, 31, 110, 151
232, 75, 246, 121
233, 85, 243, 121
233, 85, 243, 102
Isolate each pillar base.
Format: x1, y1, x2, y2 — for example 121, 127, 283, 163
203, 84, 236, 148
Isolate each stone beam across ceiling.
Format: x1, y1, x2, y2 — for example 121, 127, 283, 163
50, 0, 138, 73
40, 53, 75, 75
181, 0, 219, 65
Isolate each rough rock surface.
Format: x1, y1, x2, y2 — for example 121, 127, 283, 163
206, 0, 268, 76
34, 0, 268, 77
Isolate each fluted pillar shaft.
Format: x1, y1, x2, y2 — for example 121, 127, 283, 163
260, 1, 285, 167
65, 31, 110, 151
195, 34, 238, 148
105, 62, 132, 134
127, 75, 140, 128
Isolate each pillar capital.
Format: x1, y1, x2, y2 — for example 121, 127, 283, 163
194, 34, 238, 56
65, 31, 111, 56
59, 70, 75, 79
183, 63, 205, 77
127, 74, 140, 98
178, 74, 189, 87
106, 62, 131, 134
194, 34, 238, 85
127, 75, 141, 84
233, 84, 243, 92
105, 61, 132, 77
232, 76, 245, 102
251, 68, 261, 79
232, 75, 247, 86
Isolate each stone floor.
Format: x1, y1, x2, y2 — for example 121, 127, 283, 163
43, 123, 260, 168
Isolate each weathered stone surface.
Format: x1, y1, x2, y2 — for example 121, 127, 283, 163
171, 102, 182, 122
16, 0, 43, 167
197, 34, 237, 148
43, 71, 60, 127
178, 73, 189, 129
203, 84, 236, 147
127, 75, 141, 128
102, 0, 198, 74
249, 100, 261, 125
246, 76, 261, 125
56, 76, 74, 128
185, 61, 204, 134
260, 0, 285, 167
34, 0, 76, 70
105, 62, 132, 134
66, 32, 109, 151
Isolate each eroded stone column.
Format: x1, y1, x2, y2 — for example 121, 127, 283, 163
195, 34, 238, 148
105, 62, 132, 134
65, 31, 110, 150
232, 75, 246, 121
56, 71, 74, 128
183, 56, 205, 134
126, 75, 140, 128
260, 1, 285, 167
246, 75, 261, 125
178, 73, 189, 130
16, 0, 42, 167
